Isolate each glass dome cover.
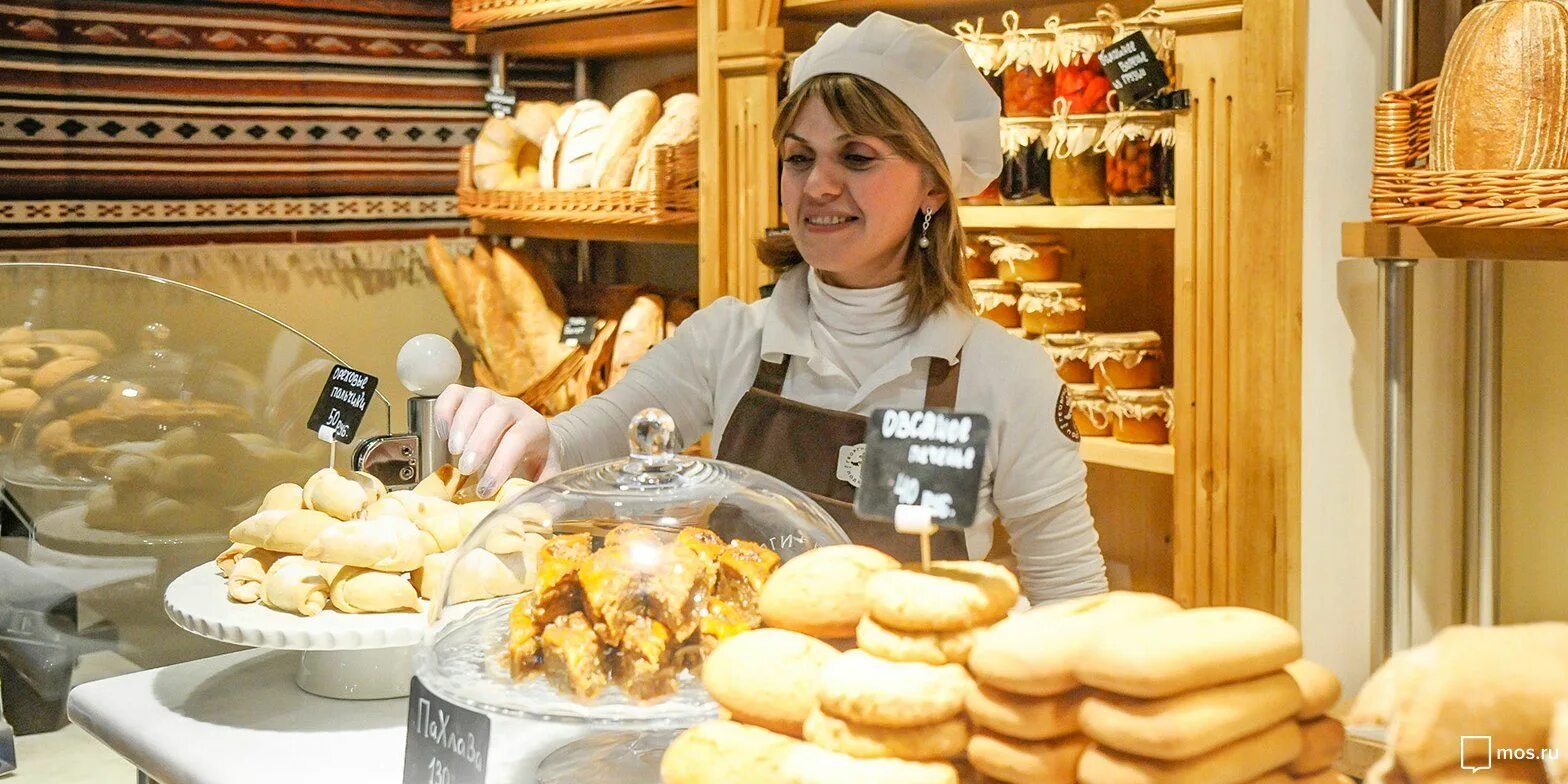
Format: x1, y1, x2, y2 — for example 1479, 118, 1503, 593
418, 408, 849, 727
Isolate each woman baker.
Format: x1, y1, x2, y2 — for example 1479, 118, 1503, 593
434, 12, 1107, 604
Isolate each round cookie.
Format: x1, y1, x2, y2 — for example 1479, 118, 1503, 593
701, 628, 839, 737
856, 615, 979, 666
965, 684, 1087, 741
866, 561, 1019, 633
967, 730, 1089, 784
779, 743, 959, 784
761, 545, 899, 639
817, 649, 973, 728
661, 720, 800, 784
803, 706, 969, 761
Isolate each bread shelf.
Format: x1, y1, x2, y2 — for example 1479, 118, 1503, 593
1343, 221, 1568, 262
960, 205, 1177, 232
467, 6, 697, 57
781, 0, 1025, 22
468, 217, 697, 244
1079, 437, 1175, 475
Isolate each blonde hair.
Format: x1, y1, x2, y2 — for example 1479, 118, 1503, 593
756, 73, 972, 323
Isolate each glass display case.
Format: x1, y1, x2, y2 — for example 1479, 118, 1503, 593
0, 263, 394, 720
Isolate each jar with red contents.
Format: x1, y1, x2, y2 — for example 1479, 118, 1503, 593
998, 13, 1057, 118
1053, 21, 1114, 114
1100, 111, 1173, 205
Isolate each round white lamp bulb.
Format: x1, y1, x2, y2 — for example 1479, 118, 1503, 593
397, 334, 461, 397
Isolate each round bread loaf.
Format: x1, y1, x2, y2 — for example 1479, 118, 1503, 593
866, 561, 1019, 633
760, 545, 899, 639
700, 628, 839, 737
817, 649, 973, 728
803, 707, 968, 761
661, 720, 799, 784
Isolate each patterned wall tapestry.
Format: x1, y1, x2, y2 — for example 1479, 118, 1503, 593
0, 0, 572, 252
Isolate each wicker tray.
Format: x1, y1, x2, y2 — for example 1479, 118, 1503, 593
457, 141, 698, 226
452, 0, 688, 32
1372, 78, 1568, 227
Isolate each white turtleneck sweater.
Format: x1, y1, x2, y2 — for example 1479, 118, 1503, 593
550, 265, 1108, 603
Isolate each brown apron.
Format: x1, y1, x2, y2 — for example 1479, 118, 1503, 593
716, 353, 969, 562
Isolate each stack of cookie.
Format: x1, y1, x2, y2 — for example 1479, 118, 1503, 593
966, 591, 1183, 783
1283, 659, 1347, 784
1071, 606, 1321, 784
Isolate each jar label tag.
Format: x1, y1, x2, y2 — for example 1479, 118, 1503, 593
403, 677, 489, 784
307, 364, 378, 444
1098, 33, 1170, 108
854, 408, 990, 530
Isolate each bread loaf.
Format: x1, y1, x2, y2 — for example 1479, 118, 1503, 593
1284, 659, 1341, 720
608, 293, 665, 387
594, 90, 662, 188
1075, 721, 1303, 784
1076, 607, 1302, 699
968, 591, 1182, 697
631, 92, 699, 190
967, 731, 1087, 784
472, 116, 532, 191
966, 685, 1087, 741
543, 99, 609, 189
1079, 671, 1304, 761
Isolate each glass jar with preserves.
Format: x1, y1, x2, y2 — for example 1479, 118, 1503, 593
1101, 111, 1173, 205
964, 178, 1002, 206
1048, 108, 1107, 206
1157, 117, 1176, 205
992, 236, 1067, 283
1089, 331, 1164, 390
1042, 331, 1096, 383
1066, 382, 1113, 438
1000, 120, 1051, 205
962, 244, 992, 280
970, 278, 1020, 329
998, 12, 1057, 117
969, 234, 1010, 278
1018, 281, 1086, 336
1108, 387, 1173, 445
1053, 20, 1113, 114
953, 19, 1006, 98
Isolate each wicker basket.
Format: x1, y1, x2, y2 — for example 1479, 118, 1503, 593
451, 0, 687, 31
1372, 78, 1568, 227
457, 141, 698, 226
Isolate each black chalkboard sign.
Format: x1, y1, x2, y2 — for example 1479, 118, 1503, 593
403, 677, 489, 784
305, 364, 378, 444
561, 315, 598, 347
854, 408, 991, 529
1097, 33, 1170, 109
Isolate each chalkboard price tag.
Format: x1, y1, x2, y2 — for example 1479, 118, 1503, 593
403, 677, 489, 784
854, 408, 991, 529
305, 364, 378, 444
561, 315, 597, 347
484, 87, 517, 118
1097, 33, 1170, 109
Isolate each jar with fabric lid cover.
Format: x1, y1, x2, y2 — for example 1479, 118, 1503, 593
1108, 387, 1173, 445
953, 18, 1006, 99
1089, 331, 1164, 390
970, 279, 1021, 329
1052, 18, 1114, 114
1104, 4, 1178, 92
1065, 382, 1113, 437
991, 235, 1067, 283
1101, 111, 1173, 205
1047, 106, 1107, 206
1042, 331, 1096, 384
999, 119, 1052, 205
1018, 281, 1086, 336
997, 12, 1057, 117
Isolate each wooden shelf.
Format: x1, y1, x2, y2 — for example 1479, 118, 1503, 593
469, 218, 696, 244
1343, 221, 1568, 262
468, 6, 697, 57
1080, 437, 1175, 475
960, 205, 1177, 232
781, 0, 1026, 22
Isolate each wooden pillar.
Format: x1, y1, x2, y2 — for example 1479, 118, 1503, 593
1160, 0, 1305, 620
698, 0, 784, 304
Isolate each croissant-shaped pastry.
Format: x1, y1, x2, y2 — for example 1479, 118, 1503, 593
228, 509, 290, 547
216, 543, 254, 577
329, 567, 421, 613
480, 502, 552, 555
302, 468, 370, 520
495, 478, 535, 505
304, 517, 428, 572
455, 501, 500, 541
227, 548, 285, 603
364, 497, 410, 520
261, 556, 329, 616
317, 561, 347, 584
412, 464, 468, 500
258, 482, 304, 513
386, 490, 457, 524
411, 504, 465, 553
260, 509, 337, 555
416, 547, 536, 603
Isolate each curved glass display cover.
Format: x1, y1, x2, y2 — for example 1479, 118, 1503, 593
418, 409, 848, 728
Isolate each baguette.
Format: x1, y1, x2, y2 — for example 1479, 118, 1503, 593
1076, 607, 1302, 699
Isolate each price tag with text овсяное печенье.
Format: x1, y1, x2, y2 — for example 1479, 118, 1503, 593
854, 407, 991, 529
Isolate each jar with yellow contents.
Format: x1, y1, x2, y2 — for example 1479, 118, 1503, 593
1065, 382, 1114, 438
991, 236, 1068, 283
1041, 331, 1096, 383
1018, 281, 1086, 336
970, 278, 1021, 329
1108, 387, 1173, 445
1088, 331, 1164, 390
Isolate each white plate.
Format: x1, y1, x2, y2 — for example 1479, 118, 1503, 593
164, 564, 429, 651
33, 504, 229, 557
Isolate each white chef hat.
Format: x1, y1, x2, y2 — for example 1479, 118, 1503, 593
788, 12, 1002, 198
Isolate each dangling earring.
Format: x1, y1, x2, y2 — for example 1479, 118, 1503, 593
917, 207, 934, 249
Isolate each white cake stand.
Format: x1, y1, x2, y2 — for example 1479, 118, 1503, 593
164, 565, 428, 700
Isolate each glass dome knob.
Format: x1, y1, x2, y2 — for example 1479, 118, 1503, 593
627, 408, 676, 459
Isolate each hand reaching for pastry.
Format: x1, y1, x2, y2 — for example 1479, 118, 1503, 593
433, 385, 555, 497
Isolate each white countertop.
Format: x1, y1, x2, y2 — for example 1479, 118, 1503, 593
66, 649, 593, 784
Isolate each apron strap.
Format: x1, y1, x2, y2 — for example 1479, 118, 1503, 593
924, 351, 962, 409
753, 355, 790, 395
